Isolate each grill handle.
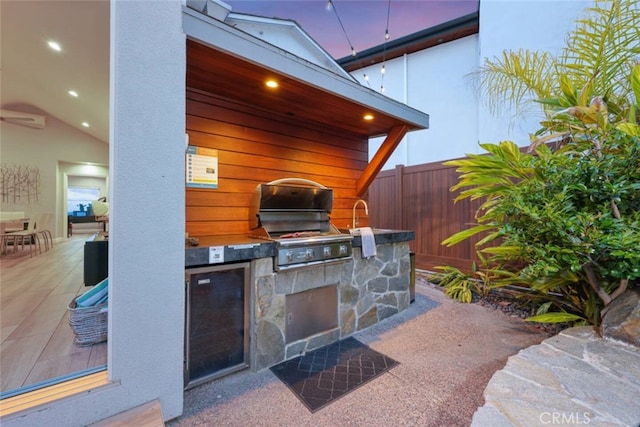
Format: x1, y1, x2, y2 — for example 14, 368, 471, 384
266, 178, 327, 189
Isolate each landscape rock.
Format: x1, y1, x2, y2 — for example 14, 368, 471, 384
602, 287, 640, 348
472, 326, 640, 427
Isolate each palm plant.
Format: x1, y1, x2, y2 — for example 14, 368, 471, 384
436, 0, 640, 325
474, 0, 639, 126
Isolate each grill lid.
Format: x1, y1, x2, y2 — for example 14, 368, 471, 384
254, 184, 333, 212
249, 179, 340, 238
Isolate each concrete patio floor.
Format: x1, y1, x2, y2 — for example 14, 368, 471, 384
168, 278, 555, 426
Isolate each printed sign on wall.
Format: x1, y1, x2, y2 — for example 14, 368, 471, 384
186, 145, 218, 189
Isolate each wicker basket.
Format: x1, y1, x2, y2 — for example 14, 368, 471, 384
68, 296, 108, 346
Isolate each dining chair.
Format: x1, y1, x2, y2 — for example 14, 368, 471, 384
35, 212, 54, 251
5, 217, 42, 257
0, 217, 27, 256
0, 233, 11, 256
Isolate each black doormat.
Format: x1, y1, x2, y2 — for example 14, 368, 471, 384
270, 337, 399, 412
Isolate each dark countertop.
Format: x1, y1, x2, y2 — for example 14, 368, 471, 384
185, 230, 415, 268
185, 235, 276, 268
347, 229, 415, 247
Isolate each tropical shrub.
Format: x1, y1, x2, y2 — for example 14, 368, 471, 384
435, 0, 640, 326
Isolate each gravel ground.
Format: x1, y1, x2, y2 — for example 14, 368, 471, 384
416, 271, 568, 336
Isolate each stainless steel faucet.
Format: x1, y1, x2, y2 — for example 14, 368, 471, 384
352, 199, 369, 228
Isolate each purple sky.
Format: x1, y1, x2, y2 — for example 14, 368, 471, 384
225, 1, 478, 59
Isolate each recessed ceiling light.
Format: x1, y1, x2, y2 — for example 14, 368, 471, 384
47, 40, 62, 52
265, 80, 278, 88
363, 114, 374, 121
82, 122, 90, 128
68, 90, 78, 97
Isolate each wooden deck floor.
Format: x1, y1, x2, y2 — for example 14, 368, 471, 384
0, 234, 107, 395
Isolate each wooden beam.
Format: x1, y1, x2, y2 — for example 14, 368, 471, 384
356, 125, 409, 196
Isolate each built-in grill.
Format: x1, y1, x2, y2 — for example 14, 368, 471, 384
249, 179, 353, 271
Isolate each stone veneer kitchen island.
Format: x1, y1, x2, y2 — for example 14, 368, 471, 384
185, 230, 414, 374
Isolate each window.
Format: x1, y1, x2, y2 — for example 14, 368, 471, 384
67, 187, 100, 216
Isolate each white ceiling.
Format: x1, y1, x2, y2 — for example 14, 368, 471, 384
1, 0, 110, 143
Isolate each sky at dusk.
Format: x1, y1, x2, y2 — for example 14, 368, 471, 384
224, 1, 478, 59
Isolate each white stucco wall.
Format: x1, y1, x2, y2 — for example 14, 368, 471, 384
355, 35, 479, 167
5, 0, 186, 425
107, 0, 185, 419
352, 0, 594, 169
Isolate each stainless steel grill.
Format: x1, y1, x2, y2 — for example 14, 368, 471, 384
249, 178, 353, 271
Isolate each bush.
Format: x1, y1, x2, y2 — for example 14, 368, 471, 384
437, 1, 640, 326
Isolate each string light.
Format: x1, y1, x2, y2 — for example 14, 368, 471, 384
327, 0, 357, 57
379, 0, 391, 94
328, 0, 392, 93
384, 0, 391, 41
363, 73, 372, 89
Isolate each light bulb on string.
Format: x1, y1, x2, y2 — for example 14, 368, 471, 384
329, 0, 356, 60
326, 1, 332, 11
379, 0, 391, 95
363, 73, 372, 88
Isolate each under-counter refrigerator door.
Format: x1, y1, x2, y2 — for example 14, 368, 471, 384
185, 262, 249, 389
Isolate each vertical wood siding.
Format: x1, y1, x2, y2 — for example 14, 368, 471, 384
185, 89, 370, 237
369, 162, 483, 272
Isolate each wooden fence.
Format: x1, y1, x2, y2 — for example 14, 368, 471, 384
368, 161, 484, 272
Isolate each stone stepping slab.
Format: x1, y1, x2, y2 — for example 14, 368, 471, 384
471, 326, 640, 427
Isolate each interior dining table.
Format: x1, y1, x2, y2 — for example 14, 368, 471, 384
0, 217, 30, 256
0, 218, 29, 234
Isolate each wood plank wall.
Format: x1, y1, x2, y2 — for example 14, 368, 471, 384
369, 162, 483, 272
185, 88, 371, 237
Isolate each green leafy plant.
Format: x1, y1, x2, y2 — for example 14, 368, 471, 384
431, 265, 482, 303
438, 0, 640, 326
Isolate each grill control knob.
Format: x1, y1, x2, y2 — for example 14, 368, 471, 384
339, 245, 349, 256
305, 249, 314, 260
285, 251, 294, 263
323, 246, 332, 258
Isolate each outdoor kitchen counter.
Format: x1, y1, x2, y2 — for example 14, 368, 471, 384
185, 234, 276, 267
348, 229, 415, 246
184, 230, 414, 267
